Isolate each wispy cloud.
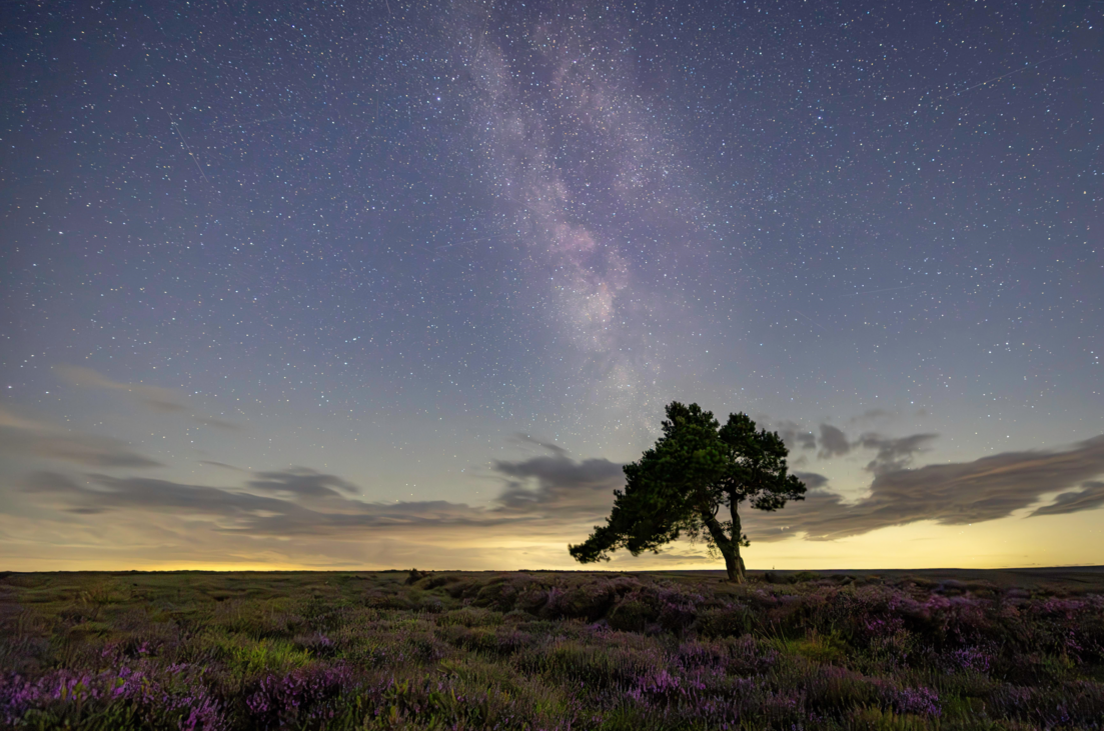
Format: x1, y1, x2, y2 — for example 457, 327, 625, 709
199, 460, 245, 471
16, 441, 620, 539
747, 435, 1104, 541
21, 471, 494, 535
55, 365, 187, 413
1028, 481, 1104, 518
846, 409, 894, 425
246, 468, 362, 499
0, 407, 162, 469
54, 365, 242, 430
507, 433, 570, 458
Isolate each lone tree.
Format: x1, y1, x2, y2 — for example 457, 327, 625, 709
569, 402, 806, 583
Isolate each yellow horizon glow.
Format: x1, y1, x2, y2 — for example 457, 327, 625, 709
2, 495, 1101, 573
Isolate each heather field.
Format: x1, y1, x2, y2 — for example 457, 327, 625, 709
2, 568, 1104, 730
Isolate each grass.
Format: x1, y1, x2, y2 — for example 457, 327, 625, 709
0, 568, 1102, 729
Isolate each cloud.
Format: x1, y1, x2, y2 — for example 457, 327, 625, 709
746, 435, 1104, 541
793, 472, 829, 490
15, 437, 625, 541
199, 460, 245, 471
847, 409, 894, 424
16, 429, 1104, 551
507, 433, 569, 458
774, 421, 816, 451
54, 365, 243, 430
0, 409, 47, 431
856, 433, 939, 475
490, 443, 623, 517
0, 407, 162, 469
818, 424, 851, 459
246, 468, 361, 499
813, 424, 936, 470
4, 433, 163, 469
1028, 481, 1104, 518
55, 365, 186, 412
20, 470, 495, 536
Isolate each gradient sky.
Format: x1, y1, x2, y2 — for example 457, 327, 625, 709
2, 0, 1102, 572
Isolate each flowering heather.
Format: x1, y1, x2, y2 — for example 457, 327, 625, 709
946, 646, 993, 673
0, 663, 225, 730
2, 569, 1104, 729
886, 684, 941, 717
245, 663, 353, 729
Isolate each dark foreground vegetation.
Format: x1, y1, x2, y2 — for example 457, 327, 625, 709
2, 568, 1104, 730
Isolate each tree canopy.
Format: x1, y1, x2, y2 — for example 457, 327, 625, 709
568, 402, 806, 582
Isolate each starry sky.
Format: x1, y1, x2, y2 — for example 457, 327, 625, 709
2, 0, 1102, 572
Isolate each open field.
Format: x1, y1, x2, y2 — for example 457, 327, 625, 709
2, 568, 1103, 730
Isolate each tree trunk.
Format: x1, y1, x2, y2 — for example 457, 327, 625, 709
729, 498, 746, 584
722, 551, 739, 583
718, 545, 746, 583
702, 510, 744, 584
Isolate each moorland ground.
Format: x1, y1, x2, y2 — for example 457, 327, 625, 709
2, 567, 1104, 730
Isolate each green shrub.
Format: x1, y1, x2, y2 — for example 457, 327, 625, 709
698, 602, 754, 637
607, 590, 661, 633
436, 606, 503, 628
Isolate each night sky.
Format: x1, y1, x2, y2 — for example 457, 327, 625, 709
2, 0, 1102, 571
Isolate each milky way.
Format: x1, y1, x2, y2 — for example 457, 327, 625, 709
455, 3, 708, 433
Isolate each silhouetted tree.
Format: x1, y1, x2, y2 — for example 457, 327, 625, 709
569, 402, 806, 583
